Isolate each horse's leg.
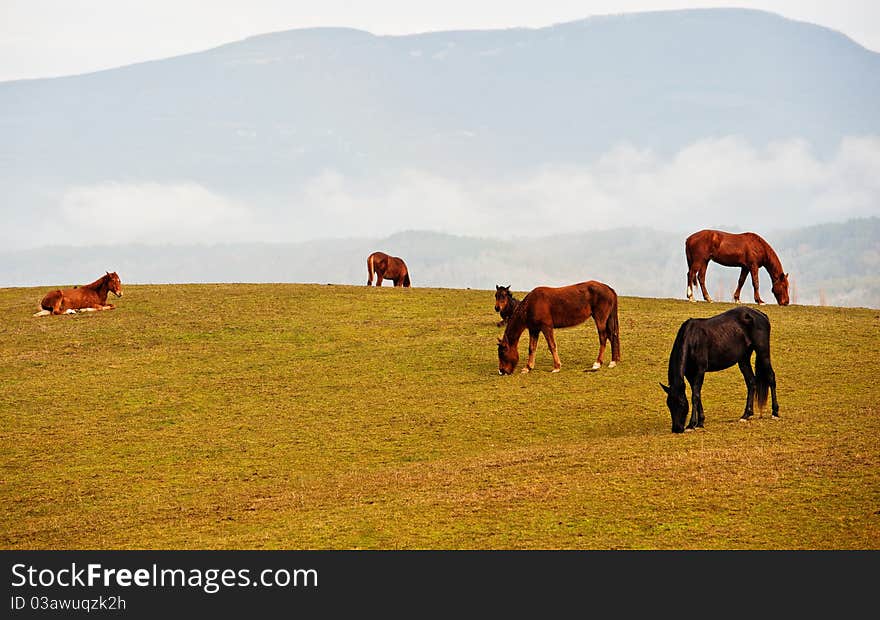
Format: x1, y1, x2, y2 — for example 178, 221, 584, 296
541, 326, 561, 373
698, 264, 713, 302
738, 359, 756, 421
687, 266, 699, 302
687, 372, 705, 430
751, 266, 764, 304
757, 351, 780, 419
375, 273, 384, 287
733, 267, 748, 303
590, 315, 607, 371
523, 329, 540, 373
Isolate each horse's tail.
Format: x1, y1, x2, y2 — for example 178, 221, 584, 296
367, 254, 375, 286
403, 272, 411, 288
608, 289, 621, 362
754, 354, 771, 411
751, 311, 773, 410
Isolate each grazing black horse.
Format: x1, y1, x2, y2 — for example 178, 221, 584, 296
660, 306, 779, 433
494, 285, 520, 327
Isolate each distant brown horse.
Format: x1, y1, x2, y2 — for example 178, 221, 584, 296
497, 280, 621, 374
33, 271, 123, 316
494, 285, 520, 327
367, 252, 411, 287
685, 229, 790, 305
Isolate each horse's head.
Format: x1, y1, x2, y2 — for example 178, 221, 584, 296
106, 271, 123, 297
494, 285, 512, 313
772, 273, 790, 306
497, 337, 519, 375
660, 383, 689, 433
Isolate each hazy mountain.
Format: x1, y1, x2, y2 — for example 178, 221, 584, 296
1, 8, 879, 251
3, 218, 878, 309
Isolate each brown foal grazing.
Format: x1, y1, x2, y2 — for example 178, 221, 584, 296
33, 271, 123, 316
366, 252, 411, 287
497, 280, 621, 374
685, 229, 790, 305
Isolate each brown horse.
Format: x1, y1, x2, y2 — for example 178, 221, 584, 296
685, 229, 790, 305
33, 271, 123, 316
497, 280, 621, 374
366, 252, 411, 287
494, 285, 520, 327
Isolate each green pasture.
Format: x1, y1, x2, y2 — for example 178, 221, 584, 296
1, 283, 878, 549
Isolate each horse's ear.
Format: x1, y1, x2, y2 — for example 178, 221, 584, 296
785, 273, 789, 279
659, 383, 670, 394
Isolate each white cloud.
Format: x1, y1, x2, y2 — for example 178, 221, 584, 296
54, 182, 254, 245
30, 135, 880, 248
288, 135, 880, 238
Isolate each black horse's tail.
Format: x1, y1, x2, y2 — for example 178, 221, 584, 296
752, 311, 773, 410
754, 353, 771, 410
608, 290, 621, 362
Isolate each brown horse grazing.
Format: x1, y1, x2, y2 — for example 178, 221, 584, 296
367, 252, 411, 287
494, 285, 520, 327
33, 272, 123, 316
685, 229, 789, 305
497, 281, 621, 374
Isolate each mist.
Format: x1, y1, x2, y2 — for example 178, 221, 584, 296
23, 135, 880, 248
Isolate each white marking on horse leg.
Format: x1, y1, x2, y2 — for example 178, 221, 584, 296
65, 309, 76, 315
33, 309, 50, 317
684, 428, 694, 433
608, 361, 617, 369
771, 415, 780, 420
739, 418, 749, 423
520, 367, 531, 374
687, 285, 693, 299
551, 368, 560, 373
590, 362, 601, 371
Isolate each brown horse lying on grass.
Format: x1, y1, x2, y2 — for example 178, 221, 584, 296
33, 271, 123, 316
497, 280, 621, 374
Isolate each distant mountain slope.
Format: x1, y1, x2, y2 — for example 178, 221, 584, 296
3, 218, 878, 309
2, 9, 879, 195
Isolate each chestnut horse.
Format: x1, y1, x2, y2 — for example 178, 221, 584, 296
660, 306, 779, 433
366, 252, 411, 287
497, 280, 621, 374
685, 229, 789, 305
494, 285, 520, 327
33, 271, 123, 316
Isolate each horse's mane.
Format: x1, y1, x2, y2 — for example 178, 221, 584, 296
667, 319, 692, 390
752, 234, 784, 277
501, 292, 530, 343
83, 273, 111, 289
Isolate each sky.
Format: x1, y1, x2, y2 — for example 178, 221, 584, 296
1, 0, 879, 82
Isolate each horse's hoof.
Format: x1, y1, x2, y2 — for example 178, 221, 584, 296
608, 361, 617, 369
520, 368, 531, 374
684, 428, 694, 433
551, 368, 561, 373
771, 415, 780, 420
739, 418, 750, 423
590, 362, 602, 371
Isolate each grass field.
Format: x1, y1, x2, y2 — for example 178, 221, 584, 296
1, 283, 878, 549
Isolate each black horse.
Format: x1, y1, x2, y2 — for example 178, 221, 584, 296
494, 285, 520, 327
660, 306, 779, 433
